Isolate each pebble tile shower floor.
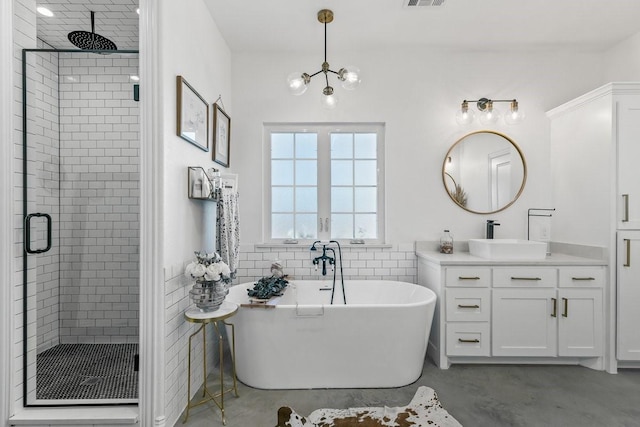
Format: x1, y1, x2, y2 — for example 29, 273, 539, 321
36, 344, 138, 400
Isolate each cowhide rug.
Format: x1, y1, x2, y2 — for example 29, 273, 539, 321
276, 386, 462, 427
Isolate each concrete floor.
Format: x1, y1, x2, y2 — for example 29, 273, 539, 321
177, 361, 640, 427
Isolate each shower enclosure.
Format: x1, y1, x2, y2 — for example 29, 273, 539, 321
22, 47, 140, 406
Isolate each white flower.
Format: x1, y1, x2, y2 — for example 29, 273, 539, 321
191, 263, 206, 278
184, 261, 197, 278
205, 263, 222, 281
220, 263, 231, 277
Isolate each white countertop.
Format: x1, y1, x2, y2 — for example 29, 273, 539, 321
416, 250, 607, 266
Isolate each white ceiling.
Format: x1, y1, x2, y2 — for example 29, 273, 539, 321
34, 1, 640, 54
36, 0, 138, 50
204, 0, 640, 54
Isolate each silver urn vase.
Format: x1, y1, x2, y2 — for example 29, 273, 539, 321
189, 279, 228, 312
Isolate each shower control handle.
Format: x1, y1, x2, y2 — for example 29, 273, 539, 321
25, 213, 52, 254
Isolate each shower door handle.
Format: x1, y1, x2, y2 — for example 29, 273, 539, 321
25, 213, 52, 254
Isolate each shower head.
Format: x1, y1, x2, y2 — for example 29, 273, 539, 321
67, 11, 117, 50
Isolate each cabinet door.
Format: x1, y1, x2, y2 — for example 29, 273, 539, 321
617, 99, 640, 229
558, 288, 603, 357
618, 232, 640, 360
492, 288, 557, 357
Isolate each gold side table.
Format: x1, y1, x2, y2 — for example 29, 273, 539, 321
183, 301, 239, 425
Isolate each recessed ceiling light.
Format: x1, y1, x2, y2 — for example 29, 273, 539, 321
136, 8, 140, 15
130, 75, 140, 82
37, 6, 54, 17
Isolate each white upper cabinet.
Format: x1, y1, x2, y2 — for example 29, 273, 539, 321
617, 98, 640, 229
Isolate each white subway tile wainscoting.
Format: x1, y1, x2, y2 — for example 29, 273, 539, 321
234, 243, 417, 285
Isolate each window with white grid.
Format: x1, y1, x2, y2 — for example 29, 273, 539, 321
264, 123, 385, 244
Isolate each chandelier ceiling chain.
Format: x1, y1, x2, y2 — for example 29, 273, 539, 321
287, 9, 361, 109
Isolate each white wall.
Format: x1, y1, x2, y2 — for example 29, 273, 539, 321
231, 47, 606, 247
28, 44, 60, 354
604, 32, 640, 82
158, 0, 231, 425
160, 1, 232, 267
549, 92, 613, 247
57, 52, 140, 343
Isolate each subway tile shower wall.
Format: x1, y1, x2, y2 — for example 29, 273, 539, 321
234, 243, 417, 285
31, 42, 61, 354
57, 53, 140, 343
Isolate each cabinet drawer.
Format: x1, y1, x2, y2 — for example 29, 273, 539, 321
446, 323, 490, 356
446, 288, 490, 322
559, 267, 605, 288
493, 267, 557, 287
445, 267, 491, 287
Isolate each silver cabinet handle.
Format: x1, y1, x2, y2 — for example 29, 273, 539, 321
319, 217, 323, 232
623, 194, 630, 222
457, 304, 480, 309
458, 276, 480, 280
571, 277, 595, 281
624, 239, 631, 267
458, 338, 480, 343
551, 298, 557, 318
562, 297, 568, 318
511, 277, 542, 281
325, 218, 329, 232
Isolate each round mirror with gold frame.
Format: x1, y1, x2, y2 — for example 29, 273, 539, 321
442, 130, 527, 214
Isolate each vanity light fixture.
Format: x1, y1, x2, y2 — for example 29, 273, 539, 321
456, 98, 525, 125
286, 9, 361, 109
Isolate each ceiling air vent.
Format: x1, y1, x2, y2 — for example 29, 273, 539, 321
405, 0, 447, 7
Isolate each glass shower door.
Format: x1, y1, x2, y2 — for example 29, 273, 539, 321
22, 48, 140, 406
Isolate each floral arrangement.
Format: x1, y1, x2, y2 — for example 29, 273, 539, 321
184, 251, 232, 284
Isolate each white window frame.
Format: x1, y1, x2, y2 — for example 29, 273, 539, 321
263, 122, 385, 245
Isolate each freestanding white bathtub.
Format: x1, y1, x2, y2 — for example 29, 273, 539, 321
225, 280, 437, 389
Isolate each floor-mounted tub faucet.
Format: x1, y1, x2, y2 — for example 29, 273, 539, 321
310, 240, 346, 304
486, 220, 500, 239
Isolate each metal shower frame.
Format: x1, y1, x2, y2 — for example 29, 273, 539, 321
21, 47, 139, 407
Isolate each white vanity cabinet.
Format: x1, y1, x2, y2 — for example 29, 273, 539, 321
417, 252, 606, 370
492, 267, 603, 358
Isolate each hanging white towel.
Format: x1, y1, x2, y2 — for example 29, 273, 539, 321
217, 188, 240, 278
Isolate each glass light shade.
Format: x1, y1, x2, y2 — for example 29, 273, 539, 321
287, 72, 308, 96
456, 103, 475, 125
479, 106, 501, 125
339, 66, 361, 90
504, 102, 526, 124
321, 89, 338, 109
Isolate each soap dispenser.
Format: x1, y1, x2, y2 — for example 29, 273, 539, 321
440, 230, 454, 254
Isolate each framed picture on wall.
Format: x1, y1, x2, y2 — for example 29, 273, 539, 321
213, 102, 231, 167
176, 75, 209, 151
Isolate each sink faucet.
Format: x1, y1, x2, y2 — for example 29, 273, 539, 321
486, 220, 500, 239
